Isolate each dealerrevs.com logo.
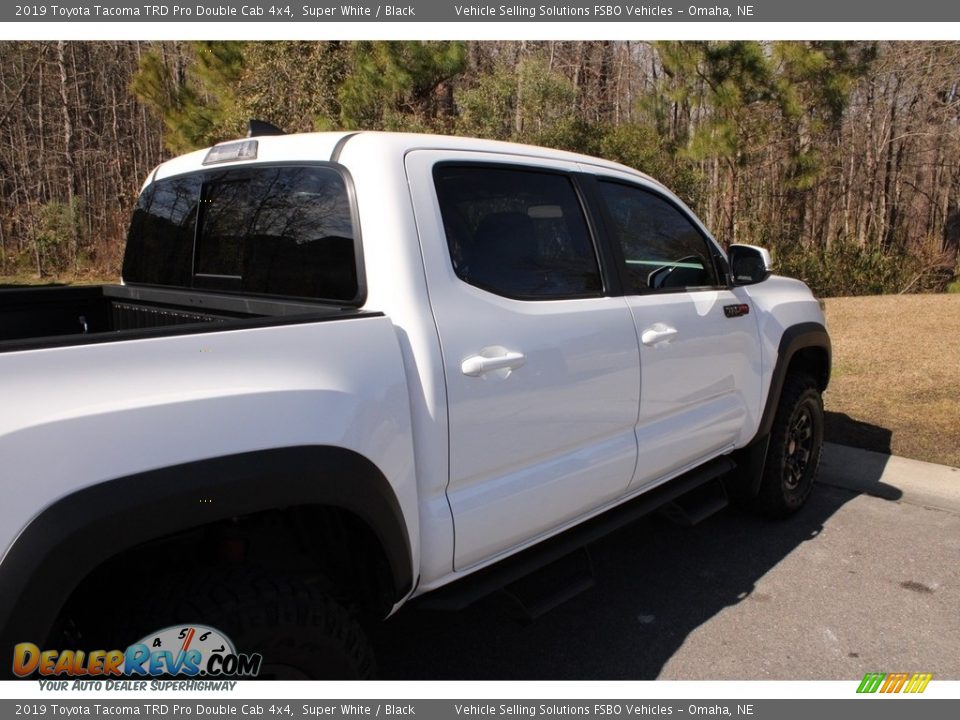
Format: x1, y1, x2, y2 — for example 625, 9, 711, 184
13, 625, 261, 679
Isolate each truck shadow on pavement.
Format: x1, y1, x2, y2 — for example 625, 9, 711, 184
373, 479, 885, 679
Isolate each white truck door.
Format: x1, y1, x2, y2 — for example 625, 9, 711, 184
405, 151, 640, 571
587, 174, 764, 488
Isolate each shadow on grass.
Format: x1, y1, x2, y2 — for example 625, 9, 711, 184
825, 411, 893, 455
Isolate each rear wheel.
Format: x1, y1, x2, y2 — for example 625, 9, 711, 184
124, 568, 375, 679
752, 373, 824, 518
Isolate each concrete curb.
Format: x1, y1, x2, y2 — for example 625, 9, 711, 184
819, 442, 960, 514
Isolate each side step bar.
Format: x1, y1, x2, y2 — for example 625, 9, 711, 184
659, 477, 729, 526
417, 455, 735, 611
504, 547, 595, 621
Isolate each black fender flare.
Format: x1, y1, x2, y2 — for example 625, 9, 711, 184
732, 322, 831, 497
756, 321, 831, 441
0, 446, 412, 660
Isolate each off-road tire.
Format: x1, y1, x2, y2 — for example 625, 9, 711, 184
753, 372, 824, 518
124, 568, 375, 679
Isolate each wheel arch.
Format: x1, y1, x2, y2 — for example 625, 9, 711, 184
730, 322, 831, 500
757, 322, 831, 442
0, 445, 413, 660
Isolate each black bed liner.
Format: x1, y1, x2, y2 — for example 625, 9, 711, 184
0, 284, 378, 354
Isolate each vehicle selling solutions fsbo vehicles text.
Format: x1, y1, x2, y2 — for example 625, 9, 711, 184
450, 5, 756, 17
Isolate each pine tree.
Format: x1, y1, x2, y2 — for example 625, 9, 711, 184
338, 41, 467, 131
131, 41, 245, 153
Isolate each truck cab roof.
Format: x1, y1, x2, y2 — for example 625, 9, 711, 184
150, 130, 664, 190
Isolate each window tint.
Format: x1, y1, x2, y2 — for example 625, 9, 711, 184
122, 174, 201, 288
434, 165, 602, 299
123, 166, 359, 303
598, 181, 719, 292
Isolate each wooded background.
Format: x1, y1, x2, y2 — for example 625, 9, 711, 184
1, 40, 958, 296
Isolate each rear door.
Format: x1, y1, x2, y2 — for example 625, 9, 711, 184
586, 173, 763, 488
405, 151, 640, 570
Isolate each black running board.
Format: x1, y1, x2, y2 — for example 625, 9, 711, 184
417, 455, 735, 611
503, 547, 595, 621
659, 477, 729, 526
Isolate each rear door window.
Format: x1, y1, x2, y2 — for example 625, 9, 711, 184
433, 165, 602, 300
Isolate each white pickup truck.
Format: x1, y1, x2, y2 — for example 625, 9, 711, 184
0, 130, 830, 679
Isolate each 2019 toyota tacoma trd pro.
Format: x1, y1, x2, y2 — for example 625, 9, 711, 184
0, 130, 829, 679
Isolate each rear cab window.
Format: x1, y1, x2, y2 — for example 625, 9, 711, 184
123, 165, 362, 304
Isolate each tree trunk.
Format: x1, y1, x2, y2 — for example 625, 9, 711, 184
56, 40, 79, 272
514, 40, 526, 136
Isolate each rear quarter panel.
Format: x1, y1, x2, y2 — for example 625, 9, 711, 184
0, 315, 418, 575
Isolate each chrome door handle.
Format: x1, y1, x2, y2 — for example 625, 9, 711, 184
461, 351, 526, 377
641, 324, 678, 346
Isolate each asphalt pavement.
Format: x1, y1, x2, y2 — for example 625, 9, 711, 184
374, 444, 960, 680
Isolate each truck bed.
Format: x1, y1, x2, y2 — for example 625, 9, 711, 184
0, 284, 351, 352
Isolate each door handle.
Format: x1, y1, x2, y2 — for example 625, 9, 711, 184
641, 324, 678, 346
461, 351, 526, 377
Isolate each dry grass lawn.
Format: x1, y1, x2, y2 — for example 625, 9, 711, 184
0, 273, 115, 288
823, 294, 960, 468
